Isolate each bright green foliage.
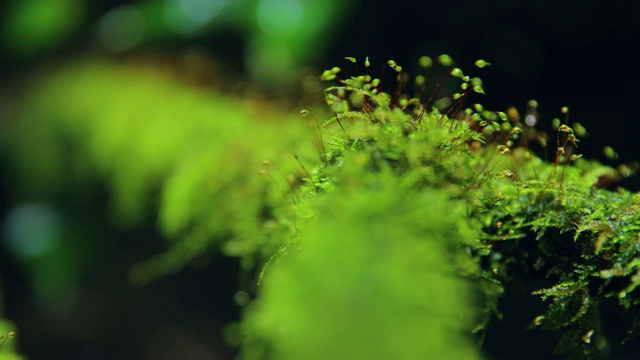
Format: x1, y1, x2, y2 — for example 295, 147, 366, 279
240, 59, 498, 359
241, 76, 493, 356
6, 55, 640, 359
247, 57, 640, 359
470, 122, 640, 358
4, 60, 317, 283
241, 186, 483, 360
478, 155, 640, 357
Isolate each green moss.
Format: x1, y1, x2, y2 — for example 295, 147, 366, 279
248, 57, 640, 359
5, 60, 318, 283
6, 55, 640, 359
241, 186, 484, 360
0, 320, 22, 360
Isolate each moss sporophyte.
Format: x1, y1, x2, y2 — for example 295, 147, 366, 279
250, 56, 640, 359
0, 331, 17, 352
0, 332, 21, 360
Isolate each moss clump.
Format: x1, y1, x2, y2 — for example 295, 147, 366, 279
241, 187, 484, 360
243, 56, 640, 359
6, 56, 640, 359
4, 60, 318, 283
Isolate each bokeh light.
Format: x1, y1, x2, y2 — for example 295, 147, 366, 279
164, 0, 227, 34
256, 0, 303, 38
3, 0, 84, 56
97, 5, 145, 53
3, 203, 60, 259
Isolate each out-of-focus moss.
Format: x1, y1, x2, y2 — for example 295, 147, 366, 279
5, 59, 318, 283
241, 185, 483, 360
0, 319, 23, 360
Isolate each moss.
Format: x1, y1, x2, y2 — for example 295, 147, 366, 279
6, 55, 640, 358
4, 60, 318, 283
0, 320, 22, 360
241, 186, 484, 360
247, 56, 640, 359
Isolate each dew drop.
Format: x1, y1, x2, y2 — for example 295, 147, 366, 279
524, 113, 537, 126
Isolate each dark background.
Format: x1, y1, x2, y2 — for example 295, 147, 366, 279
2, 0, 640, 359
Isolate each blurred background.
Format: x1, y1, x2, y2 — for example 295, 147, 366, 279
1, 0, 640, 359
